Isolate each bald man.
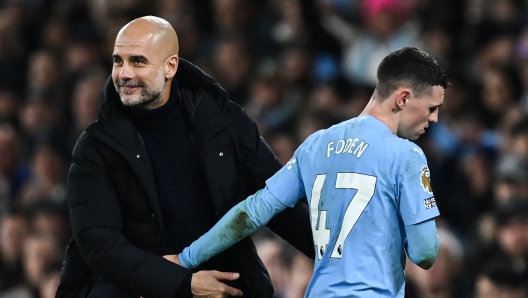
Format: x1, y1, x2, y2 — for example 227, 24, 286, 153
56, 16, 314, 298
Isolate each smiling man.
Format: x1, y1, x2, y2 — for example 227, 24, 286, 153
111, 17, 178, 109
170, 47, 448, 298
56, 16, 315, 298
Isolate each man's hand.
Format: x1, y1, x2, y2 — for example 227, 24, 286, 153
163, 255, 242, 297
163, 254, 181, 266
191, 271, 243, 298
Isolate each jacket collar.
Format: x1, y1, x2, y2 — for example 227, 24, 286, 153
94, 58, 234, 143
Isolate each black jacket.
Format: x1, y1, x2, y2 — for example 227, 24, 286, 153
56, 59, 314, 298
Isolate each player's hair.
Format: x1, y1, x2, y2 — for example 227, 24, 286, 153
374, 47, 448, 99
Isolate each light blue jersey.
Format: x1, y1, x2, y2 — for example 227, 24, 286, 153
266, 115, 439, 297
179, 115, 439, 297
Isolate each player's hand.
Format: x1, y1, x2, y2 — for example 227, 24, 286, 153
191, 270, 243, 298
163, 254, 181, 266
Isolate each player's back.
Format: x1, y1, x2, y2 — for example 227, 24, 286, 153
296, 115, 425, 298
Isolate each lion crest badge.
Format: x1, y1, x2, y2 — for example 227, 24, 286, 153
420, 165, 433, 194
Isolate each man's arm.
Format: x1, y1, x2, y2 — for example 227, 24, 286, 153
404, 219, 440, 269
178, 187, 289, 269
237, 112, 315, 259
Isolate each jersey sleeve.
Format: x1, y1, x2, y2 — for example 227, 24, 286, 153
179, 188, 289, 269
266, 150, 306, 207
398, 146, 440, 225
404, 218, 439, 268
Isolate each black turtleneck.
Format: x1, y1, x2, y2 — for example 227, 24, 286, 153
126, 86, 217, 255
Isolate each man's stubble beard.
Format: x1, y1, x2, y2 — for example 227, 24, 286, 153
116, 68, 166, 109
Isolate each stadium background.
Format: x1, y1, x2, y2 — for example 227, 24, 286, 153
0, 0, 527, 297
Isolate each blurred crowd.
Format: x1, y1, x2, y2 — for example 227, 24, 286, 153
1, 0, 528, 297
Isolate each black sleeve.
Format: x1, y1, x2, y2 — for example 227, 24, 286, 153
237, 111, 315, 259
67, 134, 193, 297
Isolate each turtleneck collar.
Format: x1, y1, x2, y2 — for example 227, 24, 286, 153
126, 80, 183, 132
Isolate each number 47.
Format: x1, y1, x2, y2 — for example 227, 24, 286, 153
310, 173, 377, 260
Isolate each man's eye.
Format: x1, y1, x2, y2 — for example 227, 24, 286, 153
429, 107, 437, 113
113, 58, 122, 64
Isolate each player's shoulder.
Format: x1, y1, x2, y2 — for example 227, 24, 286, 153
392, 139, 428, 164
398, 139, 425, 154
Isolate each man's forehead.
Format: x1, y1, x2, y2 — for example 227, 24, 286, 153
115, 30, 156, 46
113, 34, 156, 55
430, 86, 445, 103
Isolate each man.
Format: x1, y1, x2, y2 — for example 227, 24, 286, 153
172, 47, 447, 297
55, 16, 314, 298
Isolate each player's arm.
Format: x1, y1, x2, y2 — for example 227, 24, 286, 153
398, 146, 440, 270
404, 219, 439, 269
236, 109, 314, 259
177, 187, 289, 269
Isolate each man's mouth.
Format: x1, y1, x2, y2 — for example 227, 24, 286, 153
121, 86, 140, 92
118, 82, 143, 93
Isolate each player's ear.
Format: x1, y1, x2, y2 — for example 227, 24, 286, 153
165, 55, 179, 79
395, 89, 411, 111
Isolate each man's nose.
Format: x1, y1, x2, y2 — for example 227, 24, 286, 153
119, 63, 134, 80
429, 110, 439, 123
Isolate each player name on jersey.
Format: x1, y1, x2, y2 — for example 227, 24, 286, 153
326, 138, 369, 159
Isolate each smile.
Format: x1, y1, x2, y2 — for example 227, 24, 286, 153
121, 86, 140, 90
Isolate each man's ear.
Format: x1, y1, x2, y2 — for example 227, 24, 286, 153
395, 89, 411, 111
165, 55, 179, 79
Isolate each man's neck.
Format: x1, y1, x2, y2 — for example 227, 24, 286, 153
360, 98, 399, 135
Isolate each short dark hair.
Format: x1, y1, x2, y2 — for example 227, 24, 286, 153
375, 47, 448, 98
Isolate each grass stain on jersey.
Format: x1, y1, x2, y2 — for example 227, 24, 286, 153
220, 211, 252, 242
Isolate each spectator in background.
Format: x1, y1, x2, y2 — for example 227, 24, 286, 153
493, 153, 528, 205
0, 210, 28, 293
504, 116, 528, 155
25, 50, 62, 105
69, 74, 106, 148
19, 143, 66, 207
477, 65, 523, 131
0, 124, 30, 205
0, 89, 21, 127
28, 200, 70, 248
339, 0, 424, 87
474, 257, 527, 298
22, 234, 62, 297
210, 37, 253, 106
266, 133, 297, 165
468, 199, 528, 297
494, 200, 528, 267
245, 73, 299, 136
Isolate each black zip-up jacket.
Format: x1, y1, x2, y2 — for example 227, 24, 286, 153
55, 59, 314, 298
